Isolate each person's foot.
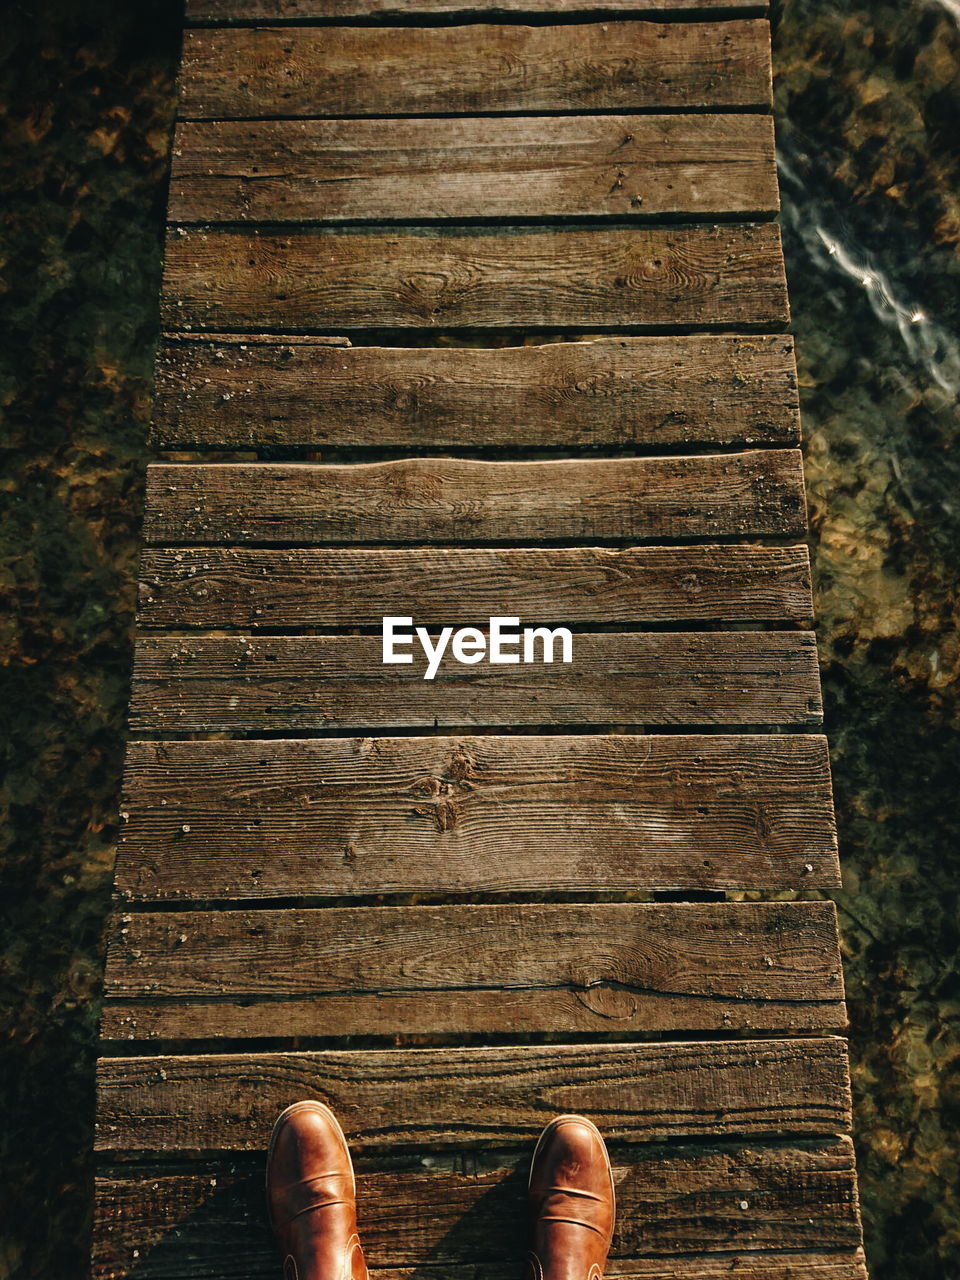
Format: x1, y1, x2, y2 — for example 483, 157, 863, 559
266, 1100, 369, 1280
524, 1114, 615, 1280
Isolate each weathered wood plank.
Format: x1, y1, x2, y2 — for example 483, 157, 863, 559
116, 734, 840, 900
93, 1247, 868, 1280
95, 1038, 852, 1152
143, 453, 806, 546
101, 901, 846, 1040
160, 225, 788, 331
187, 0, 768, 21
151, 335, 800, 450
92, 1140, 860, 1280
178, 22, 773, 119
129, 631, 823, 732
169, 115, 778, 224
138, 545, 813, 629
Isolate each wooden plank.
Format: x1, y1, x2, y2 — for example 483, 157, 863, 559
375, 1260, 871, 1280
168, 115, 778, 224
152, 335, 801, 450
101, 901, 846, 1040
93, 1247, 868, 1280
187, 0, 768, 21
95, 1038, 852, 1152
160, 224, 788, 330
129, 631, 823, 732
116, 734, 840, 900
92, 1140, 860, 1280
137, 545, 813, 629
178, 22, 773, 119
143, 453, 806, 546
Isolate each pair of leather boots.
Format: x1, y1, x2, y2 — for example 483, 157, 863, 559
267, 1101, 615, 1280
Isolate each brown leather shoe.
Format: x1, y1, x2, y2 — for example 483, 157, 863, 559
266, 1100, 369, 1280
524, 1114, 615, 1280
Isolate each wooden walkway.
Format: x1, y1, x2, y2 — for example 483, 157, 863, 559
92, 1, 869, 1277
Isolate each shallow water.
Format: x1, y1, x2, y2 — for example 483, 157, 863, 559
0, 1, 958, 1277
774, 4, 960, 1273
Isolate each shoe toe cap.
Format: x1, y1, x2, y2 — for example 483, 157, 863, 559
268, 1102, 354, 1221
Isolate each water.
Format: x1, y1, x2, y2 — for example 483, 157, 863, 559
774, 3, 960, 1274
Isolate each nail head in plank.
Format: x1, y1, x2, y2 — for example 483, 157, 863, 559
92, 1142, 859, 1280
161, 224, 788, 331
117, 734, 840, 900
143, 453, 806, 546
186, 0, 769, 21
178, 22, 773, 120
152, 335, 800, 450
102, 901, 845, 1040
169, 115, 778, 224
137, 544, 813, 630
95, 1038, 852, 1152
129, 630, 823, 732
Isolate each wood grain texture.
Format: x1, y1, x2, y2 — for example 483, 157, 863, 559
93, 1248, 867, 1280
95, 1038, 852, 1152
169, 115, 778, 224
161, 224, 788, 331
137, 545, 813, 629
96, 4, 861, 1268
101, 901, 845, 1040
187, 0, 768, 20
116, 734, 840, 900
92, 1141, 860, 1280
178, 22, 773, 119
143, 453, 806, 546
129, 631, 823, 732
151, 335, 800, 450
